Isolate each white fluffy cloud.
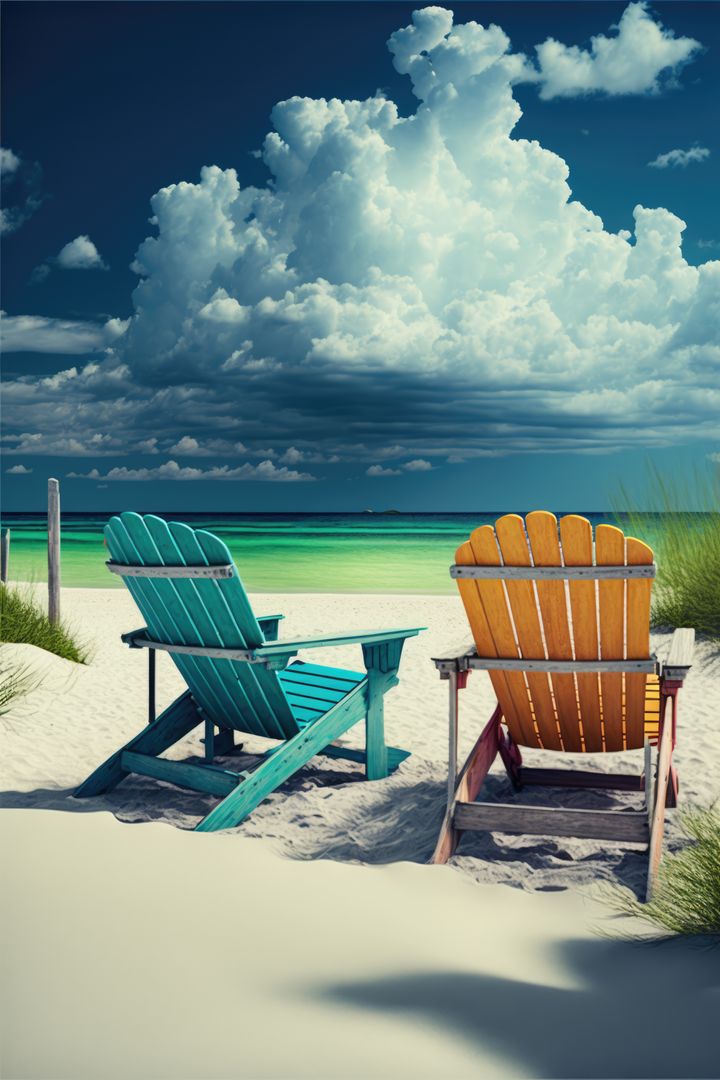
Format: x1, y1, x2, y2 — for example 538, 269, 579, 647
56, 235, 108, 270
5, 463, 32, 474
32, 234, 109, 281
533, 2, 700, 99
648, 146, 711, 169
2, 5, 718, 475
68, 459, 314, 482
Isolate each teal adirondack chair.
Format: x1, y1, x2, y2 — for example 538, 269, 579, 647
75, 513, 424, 831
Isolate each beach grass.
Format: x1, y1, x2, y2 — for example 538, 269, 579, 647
0, 662, 37, 715
0, 582, 89, 664
617, 463, 720, 642
604, 806, 720, 942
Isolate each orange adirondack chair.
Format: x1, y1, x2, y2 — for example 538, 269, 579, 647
432, 512, 694, 900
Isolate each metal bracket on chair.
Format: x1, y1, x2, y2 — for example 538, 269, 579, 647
107, 561, 235, 579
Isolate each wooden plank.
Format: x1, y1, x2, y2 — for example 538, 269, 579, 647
256, 628, 424, 655
47, 478, 61, 625
75, 691, 202, 797
454, 802, 649, 843
626, 536, 654, 749
467, 527, 538, 747
596, 524, 626, 751
364, 667, 387, 780
0, 527, 9, 583
558, 515, 599, 752
431, 706, 501, 865
518, 767, 643, 791
166, 517, 296, 741
121, 750, 241, 797
646, 694, 674, 900
664, 628, 695, 678
106, 517, 233, 732
453, 539, 521, 739
525, 511, 583, 753
495, 515, 561, 750
119, 514, 250, 734
195, 680, 370, 831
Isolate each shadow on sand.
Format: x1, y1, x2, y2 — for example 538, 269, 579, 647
311, 935, 720, 1078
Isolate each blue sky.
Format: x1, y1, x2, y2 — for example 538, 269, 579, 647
2, 1, 718, 511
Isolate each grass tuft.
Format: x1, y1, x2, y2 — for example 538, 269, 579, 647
602, 806, 720, 943
617, 462, 720, 642
0, 582, 89, 664
0, 661, 38, 715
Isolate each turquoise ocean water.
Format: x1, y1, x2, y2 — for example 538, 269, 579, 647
1, 512, 666, 593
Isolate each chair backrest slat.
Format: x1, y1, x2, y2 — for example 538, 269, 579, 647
455, 513, 655, 754
106, 516, 237, 726
465, 527, 538, 747
495, 515, 561, 750
626, 537, 654, 748
455, 541, 528, 743
106, 513, 298, 741
559, 515, 602, 752
525, 511, 583, 752
596, 525, 626, 751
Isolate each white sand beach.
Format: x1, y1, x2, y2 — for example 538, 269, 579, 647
1, 586, 719, 1079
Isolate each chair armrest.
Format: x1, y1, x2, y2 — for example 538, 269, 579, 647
119, 625, 424, 671
660, 628, 695, 684
252, 626, 425, 660
256, 614, 284, 642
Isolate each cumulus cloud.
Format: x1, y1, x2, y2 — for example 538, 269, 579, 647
67, 459, 314, 482
0, 148, 46, 234
2, 5, 718, 475
648, 146, 711, 169
32, 234, 109, 282
56, 235, 108, 270
5, 463, 32, 474
533, 2, 701, 100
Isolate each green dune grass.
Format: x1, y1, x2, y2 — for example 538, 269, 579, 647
617, 463, 720, 643
604, 807, 720, 942
0, 582, 89, 664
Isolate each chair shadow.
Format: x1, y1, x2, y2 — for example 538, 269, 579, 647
309, 936, 720, 1078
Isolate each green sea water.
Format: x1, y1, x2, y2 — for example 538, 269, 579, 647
1, 512, 665, 593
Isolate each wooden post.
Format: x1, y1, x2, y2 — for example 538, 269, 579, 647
0, 528, 9, 583
48, 477, 61, 624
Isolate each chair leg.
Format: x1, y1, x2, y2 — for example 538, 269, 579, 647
195, 684, 368, 832
74, 690, 202, 798
431, 705, 501, 865
499, 728, 522, 790
365, 668, 388, 781
646, 694, 675, 901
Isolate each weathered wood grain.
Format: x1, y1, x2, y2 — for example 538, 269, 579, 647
455, 802, 649, 843
596, 524, 626, 751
